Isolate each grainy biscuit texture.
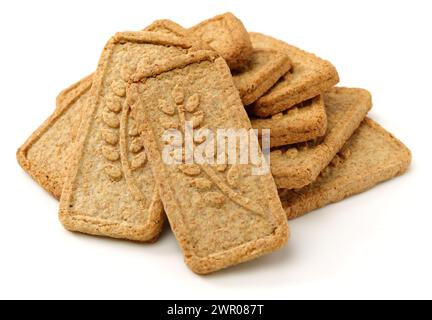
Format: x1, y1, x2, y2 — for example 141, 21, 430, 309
279, 118, 412, 219
232, 49, 291, 105
17, 76, 93, 199
271, 87, 372, 189
59, 32, 204, 242
129, 50, 289, 274
189, 12, 253, 70
248, 32, 340, 117
250, 95, 327, 148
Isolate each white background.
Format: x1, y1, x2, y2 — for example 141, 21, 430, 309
0, 0, 431, 300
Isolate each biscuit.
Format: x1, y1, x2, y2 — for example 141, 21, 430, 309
17, 20, 187, 200
232, 49, 292, 105
248, 32, 340, 117
250, 95, 327, 148
279, 118, 412, 219
189, 12, 252, 70
59, 31, 204, 242
271, 87, 372, 189
129, 50, 289, 274
17, 75, 93, 199
144, 19, 188, 37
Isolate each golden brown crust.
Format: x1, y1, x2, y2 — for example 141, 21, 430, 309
279, 117, 412, 219
144, 19, 188, 37
189, 12, 253, 70
17, 75, 93, 199
271, 87, 372, 189
248, 32, 340, 117
232, 49, 291, 105
129, 50, 289, 274
251, 95, 327, 147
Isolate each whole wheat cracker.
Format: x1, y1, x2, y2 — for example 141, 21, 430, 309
129, 50, 289, 274
279, 117, 412, 219
17, 75, 93, 199
189, 12, 252, 70
250, 95, 327, 148
59, 31, 205, 242
17, 20, 188, 200
271, 87, 372, 189
232, 48, 291, 105
248, 32, 340, 117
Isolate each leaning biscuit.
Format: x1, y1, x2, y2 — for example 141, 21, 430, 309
189, 12, 253, 70
279, 118, 412, 219
250, 95, 327, 148
59, 31, 204, 242
248, 32, 340, 117
271, 87, 372, 189
17, 75, 93, 199
129, 50, 289, 274
232, 49, 292, 105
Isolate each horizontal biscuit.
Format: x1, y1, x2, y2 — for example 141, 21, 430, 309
129, 50, 289, 274
248, 32, 340, 117
271, 87, 372, 189
58, 31, 205, 242
232, 49, 292, 105
250, 95, 327, 148
189, 12, 252, 70
279, 117, 412, 219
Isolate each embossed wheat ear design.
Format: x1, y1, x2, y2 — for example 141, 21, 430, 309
100, 71, 148, 207
158, 84, 265, 216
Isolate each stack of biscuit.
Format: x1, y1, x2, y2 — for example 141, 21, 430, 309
17, 13, 411, 274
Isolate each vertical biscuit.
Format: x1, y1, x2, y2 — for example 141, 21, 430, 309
279, 118, 412, 219
59, 32, 203, 242
129, 50, 289, 274
248, 32, 340, 117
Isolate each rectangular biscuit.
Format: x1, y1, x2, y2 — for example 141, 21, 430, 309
232, 48, 292, 105
129, 50, 289, 274
248, 32, 340, 117
17, 20, 189, 200
17, 75, 93, 199
189, 12, 252, 70
58, 31, 204, 242
279, 118, 412, 219
271, 87, 372, 189
250, 95, 327, 148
